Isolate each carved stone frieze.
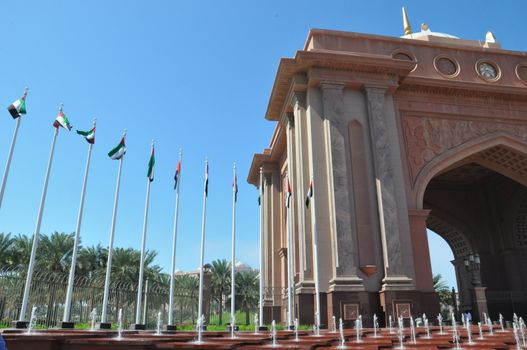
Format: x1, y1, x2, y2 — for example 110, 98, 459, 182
364, 87, 404, 275
402, 115, 527, 183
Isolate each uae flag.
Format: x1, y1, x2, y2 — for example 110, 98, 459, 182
286, 178, 292, 208
76, 128, 95, 144
7, 95, 27, 119
147, 147, 155, 182
174, 160, 181, 189
53, 110, 72, 131
108, 137, 126, 160
305, 179, 314, 208
258, 173, 264, 206
204, 161, 209, 197
233, 172, 238, 202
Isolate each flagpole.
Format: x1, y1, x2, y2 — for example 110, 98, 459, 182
168, 150, 182, 328
230, 163, 237, 329
100, 130, 126, 327
62, 118, 96, 327
0, 88, 28, 210
286, 174, 294, 329
258, 166, 265, 329
197, 158, 208, 330
18, 105, 62, 326
135, 140, 154, 328
309, 176, 321, 334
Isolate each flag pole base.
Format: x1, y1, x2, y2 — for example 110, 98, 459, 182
132, 323, 146, 330
258, 326, 268, 331
13, 321, 28, 329
226, 325, 239, 331
98, 322, 112, 330
60, 321, 75, 329
165, 325, 177, 331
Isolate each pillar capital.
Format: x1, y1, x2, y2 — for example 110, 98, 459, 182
292, 91, 306, 110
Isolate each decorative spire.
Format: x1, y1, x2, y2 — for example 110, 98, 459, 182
402, 6, 412, 35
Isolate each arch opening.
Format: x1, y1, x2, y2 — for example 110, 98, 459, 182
422, 145, 527, 320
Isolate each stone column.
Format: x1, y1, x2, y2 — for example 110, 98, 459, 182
285, 112, 298, 281
363, 86, 413, 290
320, 82, 364, 287
408, 209, 434, 292
471, 287, 488, 323
292, 91, 311, 284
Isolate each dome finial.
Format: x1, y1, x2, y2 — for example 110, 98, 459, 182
485, 31, 496, 43
421, 23, 430, 32
402, 6, 412, 35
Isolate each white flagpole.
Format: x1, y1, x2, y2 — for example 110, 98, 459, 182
197, 158, 208, 328
101, 130, 127, 325
309, 176, 321, 333
62, 118, 96, 325
168, 150, 182, 327
286, 174, 294, 329
135, 140, 154, 327
19, 103, 62, 323
230, 163, 237, 328
0, 88, 28, 210
258, 166, 264, 328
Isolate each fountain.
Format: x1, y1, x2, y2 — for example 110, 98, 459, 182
314, 311, 320, 336
26, 306, 37, 334
389, 315, 394, 334
155, 311, 162, 335
519, 317, 526, 346
451, 314, 463, 350
424, 317, 431, 339
483, 313, 488, 326
229, 314, 236, 339
514, 323, 522, 350
478, 322, 484, 340
332, 315, 337, 333
499, 313, 507, 332
410, 316, 416, 344
465, 318, 473, 345
397, 316, 405, 349
116, 308, 123, 340
271, 320, 277, 346
294, 318, 299, 341
89, 308, 97, 331
487, 316, 494, 336
338, 318, 346, 349
254, 314, 259, 334
196, 315, 204, 343
373, 314, 380, 338
437, 314, 445, 334
355, 315, 362, 343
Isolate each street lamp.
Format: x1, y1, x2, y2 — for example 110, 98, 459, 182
464, 252, 481, 287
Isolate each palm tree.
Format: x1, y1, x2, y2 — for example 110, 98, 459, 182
434, 273, 453, 317
77, 244, 107, 277
235, 270, 259, 325
10, 234, 33, 269
210, 259, 231, 325
179, 274, 199, 324
0, 233, 14, 268
39, 231, 75, 273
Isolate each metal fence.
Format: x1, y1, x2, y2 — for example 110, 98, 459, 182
0, 267, 198, 329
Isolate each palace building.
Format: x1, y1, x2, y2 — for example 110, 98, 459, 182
247, 12, 527, 326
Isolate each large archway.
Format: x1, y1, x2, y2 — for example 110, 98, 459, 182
422, 144, 527, 320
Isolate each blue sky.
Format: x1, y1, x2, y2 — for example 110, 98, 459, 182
1, 0, 526, 290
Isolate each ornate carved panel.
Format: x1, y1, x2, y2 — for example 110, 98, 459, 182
402, 115, 527, 184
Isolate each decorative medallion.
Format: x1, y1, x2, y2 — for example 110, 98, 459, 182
342, 303, 360, 321
516, 64, 527, 84
476, 60, 500, 81
434, 55, 459, 77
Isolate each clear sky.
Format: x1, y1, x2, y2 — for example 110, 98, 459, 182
1, 0, 526, 290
